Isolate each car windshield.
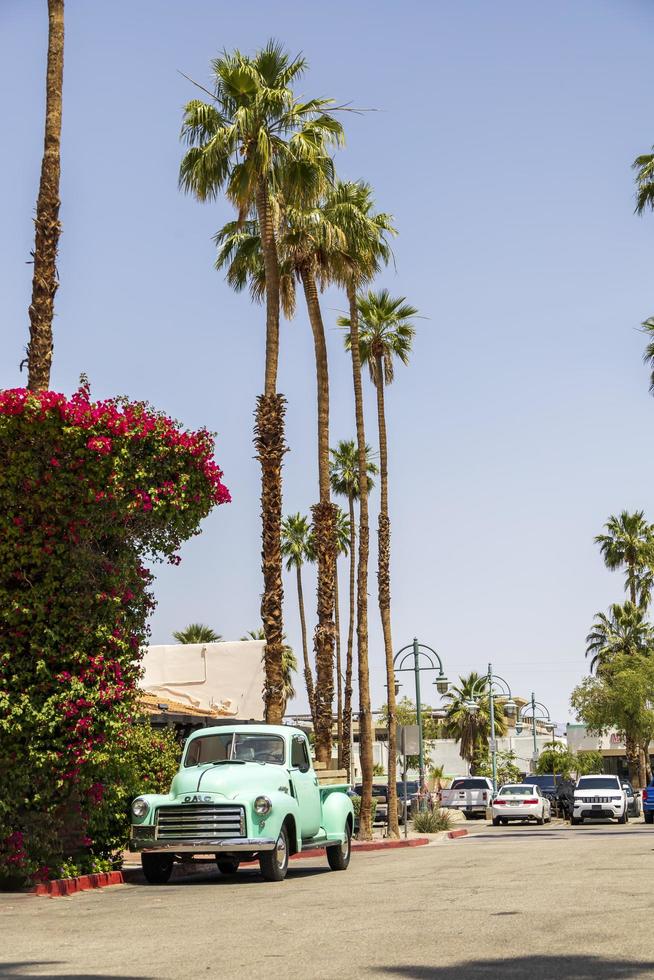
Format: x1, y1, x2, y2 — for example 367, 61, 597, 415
397, 782, 419, 796
576, 777, 619, 790
499, 785, 535, 796
451, 779, 490, 789
184, 732, 285, 767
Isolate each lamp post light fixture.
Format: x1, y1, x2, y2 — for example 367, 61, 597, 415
468, 663, 516, 794
515, 692, 551, 766
392, 638, 449, 791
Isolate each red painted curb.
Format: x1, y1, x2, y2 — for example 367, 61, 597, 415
30, 870, 124, 897
447, 829, 468, 839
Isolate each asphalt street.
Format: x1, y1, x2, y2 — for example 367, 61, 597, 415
1, 820, 654, 979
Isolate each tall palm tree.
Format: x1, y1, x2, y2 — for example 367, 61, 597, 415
341, 290, 417, 838
585, 601, 654, 673
27, 0, 64, 391
241, 628, 297, 714
330, 440, 378, 779
173, 623, 222, 644
179, 41, 343, 725
329, 181, 395, 838
281, 513, 316, 727
595, 511, 654, 609
333, 505, 351, 768
443, 673, 508, 771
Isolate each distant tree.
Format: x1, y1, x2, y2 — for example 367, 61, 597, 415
585, 601, 654, 673
281, 514, 316, 726
632, 146, 654, 215
329, 439, 377, 780
575, 750, 605, 775
476, 750, 521, 786
595, 511, 654, 608
443, 673, 507, 771
535, 744, 577, 779
173, 623, 222, 644
571, 653, 654, 787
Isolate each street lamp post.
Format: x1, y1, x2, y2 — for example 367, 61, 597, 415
393, 638, 449, 791
466, 664, 517, 794
515, 692, 551, 767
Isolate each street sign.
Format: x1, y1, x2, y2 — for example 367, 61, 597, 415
398, 725, 420, 755
489, 738, 497, 753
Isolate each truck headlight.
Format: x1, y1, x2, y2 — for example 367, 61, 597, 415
254, 796, 272, 815
132, 798, 150, 819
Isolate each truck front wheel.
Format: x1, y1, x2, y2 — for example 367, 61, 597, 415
259, 827, 289, 882
141, 853, 173, 885
327, 823, 352, 871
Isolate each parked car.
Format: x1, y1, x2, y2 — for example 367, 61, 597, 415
621, 781, 641, 818
642, 779, 654, 823
523, 774, 564, 805
397, 780, 420, 819
571, 774, 627, 825
440, 777, 493, 818
490, 783, 551, 826
129, 724, 353, 883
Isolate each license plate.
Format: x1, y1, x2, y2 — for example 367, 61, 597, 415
592, 804, 602, 810
507, 802, 520, 807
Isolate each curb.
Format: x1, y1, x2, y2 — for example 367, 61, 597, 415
30, 871, 124, 898
447, 829, 468, 839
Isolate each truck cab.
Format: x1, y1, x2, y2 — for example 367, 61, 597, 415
129, 724, 353, 882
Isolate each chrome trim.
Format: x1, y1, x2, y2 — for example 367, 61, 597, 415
154, 804, 245, 841
129, 837, 276, 854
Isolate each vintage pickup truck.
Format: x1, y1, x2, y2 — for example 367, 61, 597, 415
129, 723, 354, 883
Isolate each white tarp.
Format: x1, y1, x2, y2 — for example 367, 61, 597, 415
141, 641, 265, 719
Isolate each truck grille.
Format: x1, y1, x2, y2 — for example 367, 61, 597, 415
155, 805, 245, 841
578, 796, 616, 804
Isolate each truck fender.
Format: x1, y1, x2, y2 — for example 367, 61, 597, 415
320, 790, 354, 837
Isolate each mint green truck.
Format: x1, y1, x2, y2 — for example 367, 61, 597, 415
129, 724, 353, 883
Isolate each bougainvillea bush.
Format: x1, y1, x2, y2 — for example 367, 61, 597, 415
0, 385, 229, 887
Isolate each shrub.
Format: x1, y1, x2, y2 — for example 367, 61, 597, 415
0, 386, 229, 887
351, 794, 378, 824
412, 808, 452, 834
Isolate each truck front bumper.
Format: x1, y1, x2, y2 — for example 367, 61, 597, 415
128, 837, 277, 854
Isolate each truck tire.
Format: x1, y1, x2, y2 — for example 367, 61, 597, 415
216, 857, 240, 875
327, 823, 352, 871
645, 811, 654, 824
571, 816, 581, 826
141, 854, 173, 885
259, 826, 289, 882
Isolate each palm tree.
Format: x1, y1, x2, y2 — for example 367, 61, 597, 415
341, 290, 417, 838
333, 505, 351, 768
179, 41, 343, 725
281, 513, 316, 727
27, 0, 64, 391
241, 628, 297, 714
173, 623, 222, 644
633, 148, 654, 214
585, 601, 654, 673
595, 511, 654, 608
443, 673, 508, 771
329, 180, 395, 839
330, 440, 378, 779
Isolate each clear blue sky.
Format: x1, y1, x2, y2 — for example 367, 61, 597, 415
2, 0, 654, 725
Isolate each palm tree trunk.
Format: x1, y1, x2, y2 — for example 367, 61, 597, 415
296, 565, 316, 728
301, 268, 336, 766
628, 561, 637, 606
347, 279, 373, 839
374, 355, 399, 838
342, 493, 357, 782
27, 0, 64, 392
254, 178, 286, 725
335, 562, 343, 769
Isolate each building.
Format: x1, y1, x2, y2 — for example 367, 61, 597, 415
567, 724, 654, 780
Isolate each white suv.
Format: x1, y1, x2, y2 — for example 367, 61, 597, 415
571, 775, 627, 825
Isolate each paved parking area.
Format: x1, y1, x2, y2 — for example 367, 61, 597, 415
1, 819, 653, 979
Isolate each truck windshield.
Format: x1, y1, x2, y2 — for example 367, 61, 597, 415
576, 777, 619, 790
184, 732, 285, 767
450, 779, 490, 789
